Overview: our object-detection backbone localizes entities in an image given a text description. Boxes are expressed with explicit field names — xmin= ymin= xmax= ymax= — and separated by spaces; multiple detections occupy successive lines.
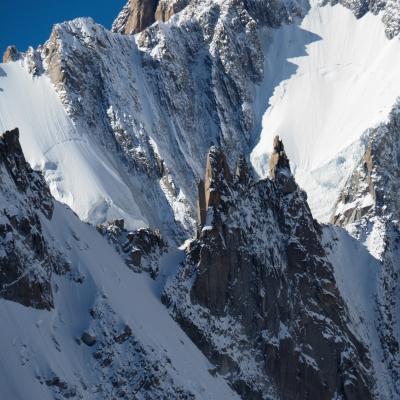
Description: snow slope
xmin=0 ymin=62 xmax=149 ymax=229
xmin=323 ymin=225 xmax=392 ymax=398
xmin=0 ymin=200 xmax=238 ymax=399
xmin=251 ymin=3 xmax=400 ymax=220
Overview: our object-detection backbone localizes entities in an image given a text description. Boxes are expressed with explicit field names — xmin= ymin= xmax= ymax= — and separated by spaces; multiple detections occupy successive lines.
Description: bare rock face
xmin=331 ymin=144 xmax=375 ymax=226
xmin=269 ymin=135 xmax=297 ymax=194
xmin=112 ymin=0 xmax=160 ymax=34
xmin=0 ymin=129 xmax=56 ymax=309
xmin=269 ymin=135 xmax=290 ymax=178
xmin=331 ymin=101 xmax=400 ymax=395
xmin=2 ymin=45 xmax=20 ymax=63
xmin=155 ymin=0 xmax=189 ymax=22
xmin=332 ymin=101 xmax=400 ymax=227
xmin=235 ymin=155 xmax=250 ymax=184
xmin=164 ymin=141 xmax=374 ymax=399
xmin=112 ymin=0 xmax=188 ymax=34
xmin=97 ymin=220 xmax=167 ymax=278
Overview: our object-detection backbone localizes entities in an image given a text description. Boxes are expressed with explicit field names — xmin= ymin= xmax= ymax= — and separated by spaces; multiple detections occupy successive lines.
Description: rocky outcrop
xmin=97 ymin=219 xmax=167 ymax=277
xmin=155 ymin=0 xmax=189 ymax=22
xmin=112 ymin=0 xmax=189 ymax=34
xmin=2 ymin=45 xmax=20 ymax=63
xmin=112 ymin=0 xmax=160 ymax=34
xmin=164 ymin=141 xmax=374 ymax=399
xmin=331 ymin=101 xmax=400 ymax=227
xmin=0 ymin=129 xmax=59 ymax=309
xmin=331 ymin=100 xmax=400 ymax=396
xmin=269 ymin=135 xmax=290 ymax=178
xmin=12 ymin=0 xmax=310 ymax=238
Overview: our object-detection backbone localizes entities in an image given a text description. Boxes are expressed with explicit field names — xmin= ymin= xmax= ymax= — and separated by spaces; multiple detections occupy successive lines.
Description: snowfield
xmin=251 ymin=3 xmax=400 ymax=221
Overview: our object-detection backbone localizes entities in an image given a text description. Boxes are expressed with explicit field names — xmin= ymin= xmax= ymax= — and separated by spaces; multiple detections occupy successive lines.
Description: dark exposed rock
xmin=332 ymin=101 xmax=400 ymax=227
xmin=269 ymin=135 xmax=291 ymax=179
xmin=112 ymin=0 xmax=189 ymax=35
xmin=97 ymin=221 xmax=167 ymax=277
xmin=155 ymin=0 xmax=189 ymax=22
xmin=197 ymin=146 xmax=232 ymax=228
xmin=2 ymin=45 xmax=20 ymax=63
xmin=331 ymin=101 xmax=400 ymax=395
xmin=269 ymin=135 xmax=297 ymax=194
xmin=114 ymin=0 xmax=160 ymax=34
xmin=114 ymin=324 xmax=133 ymax=344
xmin=197 ymin=179 xmax=206 ymax=228
xmin=235 ymin=155 xmax=250 ymax=185
xmin=164 ymin=140 xmax=374 ymax=399
xmin=331 ymin=144 xmax=375 ymax=226
xmin=0 ymin=129 xmax=54 ymax=217
xmin=81 ymin=331 xmax=97 ymax=346
xmin=130 ymin=248 xmax=142 ymax=266
xmin=0 ymin=129 xmax=57 ymax=309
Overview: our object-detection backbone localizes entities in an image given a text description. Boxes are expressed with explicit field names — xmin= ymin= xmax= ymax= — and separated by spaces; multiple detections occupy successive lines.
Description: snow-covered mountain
xmin=1 ymin=0 xmax=400 ymax=398
xmin=0 ymin=128 xmax=239 ymax=399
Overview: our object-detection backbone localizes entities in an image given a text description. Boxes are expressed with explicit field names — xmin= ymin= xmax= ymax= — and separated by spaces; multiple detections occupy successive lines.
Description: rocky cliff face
xmin=0 ymin=128 xmax=61 ymax=309
xmin=164 ymin=141 xmax=373 ymax=399
xmin=331 ymin=100 xmax=400 ymax=396
xmin=332 ymin=101 xmax=400 ymax=227
xmin=10 ymin=0 xmax=397 ymax=236
xmin=97 ymin=219 xmax=167 ymax=278
xmin=325 ymin=0 xmax=400 ymax=37
xmin=2 ymin=45 xmax=21 ymax=63
xmin=10 ymin=0 xmax=307 ymax=237
xmin=112 ymin=0 xmax=160 ymax=34
xmin=3 ymin=0 xmax=400 ymax=397
xmin=0 ymin=128 xmax=239 ymax=399
xmin=112 ymin=0 xmax=189 ymax=34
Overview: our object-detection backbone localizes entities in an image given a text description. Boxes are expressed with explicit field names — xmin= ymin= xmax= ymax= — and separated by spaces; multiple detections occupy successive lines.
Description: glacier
xmin=251 ymin=2 xmax=400 ymax=221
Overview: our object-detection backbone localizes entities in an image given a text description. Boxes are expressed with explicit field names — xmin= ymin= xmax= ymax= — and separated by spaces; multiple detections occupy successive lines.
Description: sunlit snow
xmin=251 ymin=3 xmax=400 ymax=221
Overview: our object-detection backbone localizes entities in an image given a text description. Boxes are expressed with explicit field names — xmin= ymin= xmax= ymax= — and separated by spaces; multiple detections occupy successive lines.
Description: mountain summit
xmin=1 ymin=0 xmax=400 ymax=398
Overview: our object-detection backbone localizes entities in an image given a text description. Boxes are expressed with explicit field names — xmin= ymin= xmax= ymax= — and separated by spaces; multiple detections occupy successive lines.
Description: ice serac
xmin=164 ymin=141 xmax=373 ymax=399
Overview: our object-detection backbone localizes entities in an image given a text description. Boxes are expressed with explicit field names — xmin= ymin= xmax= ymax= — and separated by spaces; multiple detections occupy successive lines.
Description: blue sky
xmin=1 ymin=0 xmax=127 ymax=51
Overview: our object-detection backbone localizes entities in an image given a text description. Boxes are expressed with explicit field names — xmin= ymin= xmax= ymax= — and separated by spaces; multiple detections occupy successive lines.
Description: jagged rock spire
xmin=2 ymin=45 xmax=20 ymax=63
xmin=269 ymin=135 xmax=291 ymax=179
xmin=197 ymin=146 xmax=232 ymax=227
xmin=0 ymin=128 xmax=54 ymax=218
xmin=167 ymin=135 xmax=374 ymax=400
xmin=112 ymin=0 xmax=189 ymax=34
xmin=114 ymin=0 xmax=160 ymax=35
xmin=197 ymin=178 xmax=206 ymax=227
xmin=235 ymin=155 xmax=249 ymax=184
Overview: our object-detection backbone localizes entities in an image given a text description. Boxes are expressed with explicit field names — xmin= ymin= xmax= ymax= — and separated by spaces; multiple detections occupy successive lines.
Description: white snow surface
xmin=251 ymin=3 xmax=400 ymax=221
xmin=0 ymin=61 xmax=148 ymax=230
xmin=0 ymin=200 xmax=238 ymax=399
